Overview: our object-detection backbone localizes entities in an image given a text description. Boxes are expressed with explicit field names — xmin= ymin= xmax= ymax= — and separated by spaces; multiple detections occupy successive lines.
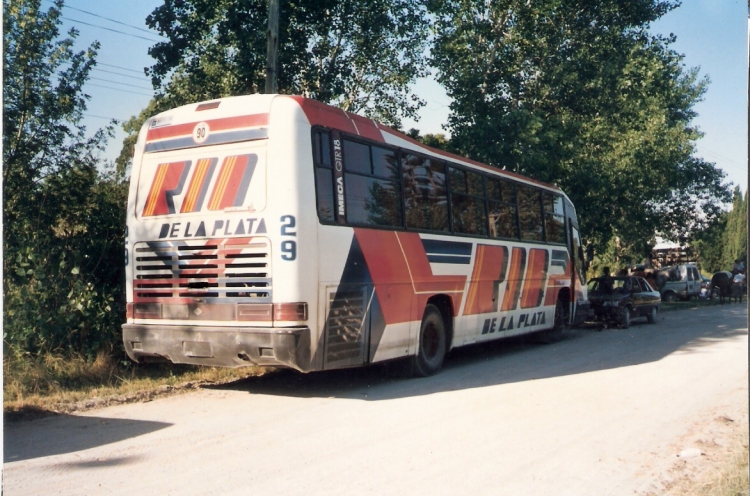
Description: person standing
xmin=600 ymin=267 xmax=613 ymax=293
xmin=732 ymin=272 xmax=745 ymax=303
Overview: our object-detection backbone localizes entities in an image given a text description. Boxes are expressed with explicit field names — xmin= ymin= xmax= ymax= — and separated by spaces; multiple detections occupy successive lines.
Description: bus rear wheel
xmin=537 ymin=297 xmax=567 ymax=343
xmin=412 ymin=304 xmax=447 ymax=377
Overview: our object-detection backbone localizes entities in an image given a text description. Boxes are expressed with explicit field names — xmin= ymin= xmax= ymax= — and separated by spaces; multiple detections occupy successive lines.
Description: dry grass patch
xmin=702 ymin=438 xmax=749 ymax=496
xmin=655 ymin=414 xmax=749 ymax=496
xmin=4 ymin=351 xmax=270 ymax=420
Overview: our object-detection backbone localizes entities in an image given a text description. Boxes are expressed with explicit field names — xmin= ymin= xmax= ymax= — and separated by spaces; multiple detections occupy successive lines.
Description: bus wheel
xmin=538 ymin=297 xmax=566 ymax=344
xmin=412 ymin=304 xmax=446 ymax=377
xmin=553 ymin=298 xmax=567 ymax=333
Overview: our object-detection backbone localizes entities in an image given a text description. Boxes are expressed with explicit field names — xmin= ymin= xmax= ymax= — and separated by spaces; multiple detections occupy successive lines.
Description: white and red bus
xmin=123 ymin=94 xmax=589 ymax=376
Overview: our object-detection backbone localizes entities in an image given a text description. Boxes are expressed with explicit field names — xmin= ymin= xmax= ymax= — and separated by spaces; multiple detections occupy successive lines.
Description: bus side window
xmin=342 ymin=139 xmax=402 ymax=228
xmin=402 ymin=153 xmax=449 ymax=232
xmin=313 ymin=131 xmax=335 ymax=222
xmin=543 ymin=193 xmax=566 ymax=244
xmin=517 ymin=185 xmax=543 ymax=241
xmin=448 ymin=166 xmax=487 ymax=236
xmin=487 ymin=177 xmax=518 ymax=239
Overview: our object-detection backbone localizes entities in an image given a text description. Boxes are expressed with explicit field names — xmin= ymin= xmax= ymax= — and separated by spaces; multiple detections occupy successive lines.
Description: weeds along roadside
xmin=703 ymin=438 xmax=749 ymax=496
xmin=3 ymin=349 xmax=268 ymax=420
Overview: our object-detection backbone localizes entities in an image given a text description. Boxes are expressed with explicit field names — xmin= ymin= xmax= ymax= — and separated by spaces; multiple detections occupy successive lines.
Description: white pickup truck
xmin=657 ymin=264 xmax=702 ymax=301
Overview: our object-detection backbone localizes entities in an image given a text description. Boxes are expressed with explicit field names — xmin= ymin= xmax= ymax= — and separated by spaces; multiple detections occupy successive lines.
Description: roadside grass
xmin=3 ymin=350 xmax=269 ymax=420
xmin=659 ymin=297 xmax=745 ymax=312
xmin=702 ymin=438 xmax=749 ymax=496
xmin=665 ymin=422 xmax=749 ymax=496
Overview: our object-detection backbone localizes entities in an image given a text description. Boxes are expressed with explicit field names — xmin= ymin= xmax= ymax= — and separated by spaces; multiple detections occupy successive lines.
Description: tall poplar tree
xmin=721 ymin=187 xmax=748 ymax=269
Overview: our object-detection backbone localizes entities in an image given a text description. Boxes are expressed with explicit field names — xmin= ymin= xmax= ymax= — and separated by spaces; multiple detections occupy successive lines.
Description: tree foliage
xmin=405 ymin=128 xmax=452 ymax=151
xmin=428 ymin=0 xmax=731 ymax=253
xmin=690 ymin=214 xmax=727 ymax=274
xmin=690 ymin=187 xmax=747 ymax=274
xmin=721 ymin=187 xmax=748 ymax=269
xmin=144 ymin=0 xmax=429 ymax=127
xmin=3 ymin=0 xmax=127 ymax=357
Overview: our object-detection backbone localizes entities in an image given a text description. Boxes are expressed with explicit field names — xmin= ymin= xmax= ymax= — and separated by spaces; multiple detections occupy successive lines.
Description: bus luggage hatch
xmin=323 ymin=285 xmax=371 ymax=369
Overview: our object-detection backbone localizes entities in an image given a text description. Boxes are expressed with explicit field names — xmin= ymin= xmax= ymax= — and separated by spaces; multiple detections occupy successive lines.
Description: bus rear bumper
xmin=122 ymin=324 xmax=312 ymax=372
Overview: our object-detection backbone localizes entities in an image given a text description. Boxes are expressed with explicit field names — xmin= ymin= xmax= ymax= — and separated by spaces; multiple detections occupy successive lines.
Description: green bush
xmin=3 ymin=1 xmax=127 ymax=360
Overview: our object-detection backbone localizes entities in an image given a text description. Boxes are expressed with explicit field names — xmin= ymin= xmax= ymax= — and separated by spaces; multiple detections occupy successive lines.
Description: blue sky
xmin=58 ymin=0 xmax=747 ymax=193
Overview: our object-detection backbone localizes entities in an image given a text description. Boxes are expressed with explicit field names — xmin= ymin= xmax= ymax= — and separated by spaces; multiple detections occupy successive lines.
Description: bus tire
xmin=553 ymin=297 xmax=567 ymax=333
xmin=537 ymin=297 xmax=566 ymax=344
xmin=412 ymin=304 xmax=446 ymax=377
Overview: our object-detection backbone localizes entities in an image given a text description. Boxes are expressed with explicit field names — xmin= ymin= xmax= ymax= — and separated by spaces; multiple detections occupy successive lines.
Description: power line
xmin=87 ymin=83 xmax=153 ymax=97
xmin=62 ymin=3 xmax=163 ymax=37
xmin=61 ymin=60 xmax=148 ymax=75
xmin=700 ymin=148 xmax=747 ymax=169
xmin=92 ymin=68 xmax=150 ymax=83
xmin=83 ymin=113 xmax=119 ymax=121
xmin=61 ymin=16 xmax=162 ymax=43
xmin=97 ymin=62 xmax=145 ymax=75
xmin=89 ymin=76 xmax=152 ymax=91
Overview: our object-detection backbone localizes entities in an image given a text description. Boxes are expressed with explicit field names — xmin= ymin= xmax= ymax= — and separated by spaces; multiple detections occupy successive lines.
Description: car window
xmin=638 ymin=279 xmax=650 ymax=292
xmin=612 ymin=279 xmax=626 ymax=290
xmin=665 ymin=267 xmax=681 ymax=282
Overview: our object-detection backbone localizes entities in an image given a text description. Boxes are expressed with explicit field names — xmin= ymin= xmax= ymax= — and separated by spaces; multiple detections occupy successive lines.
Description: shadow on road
xmin=209 ymin=305 xmax=747 ymax=401
xmin=3 ymin=414 xmax=171 ymax=463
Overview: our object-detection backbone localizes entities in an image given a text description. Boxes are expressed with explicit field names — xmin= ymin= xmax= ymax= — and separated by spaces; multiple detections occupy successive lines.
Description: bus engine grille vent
xmin=133 ymin=239 xmax=271 ymax=303
xmin=324 ymin=288 xmax=366 ymax=366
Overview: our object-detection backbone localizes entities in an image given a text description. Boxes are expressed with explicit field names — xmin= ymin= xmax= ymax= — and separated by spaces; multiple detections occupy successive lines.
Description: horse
xmin=710 ymin=271 xmax=734 ymax=305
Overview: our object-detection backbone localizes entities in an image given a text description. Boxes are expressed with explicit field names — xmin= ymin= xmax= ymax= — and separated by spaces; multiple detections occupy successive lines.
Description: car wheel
xmin=619 ymin=306 xmax=631 ymax=329
xmin=647 ymin=306 xmax=657 ymax=324
xmin=411 ymin=304 xmax=447 ymax=377
xmin=662 ymin=291 xmax=676 ymax=302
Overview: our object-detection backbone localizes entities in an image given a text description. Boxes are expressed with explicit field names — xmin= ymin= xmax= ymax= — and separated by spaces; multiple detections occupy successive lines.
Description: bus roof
xmin=288 ymin=96 xmax=562 ymax=193
xmin=142 ymin=94 xmax=562 ymax=193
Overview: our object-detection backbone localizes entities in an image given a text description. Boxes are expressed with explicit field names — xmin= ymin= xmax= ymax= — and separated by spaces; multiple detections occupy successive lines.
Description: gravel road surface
xmin=4 ymin=304 xmax=747 ymax=495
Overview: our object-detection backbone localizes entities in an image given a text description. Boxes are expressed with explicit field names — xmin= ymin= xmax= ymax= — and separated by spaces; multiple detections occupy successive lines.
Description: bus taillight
xmin=237 ymin=303 xmax=273 ymax=322
xmin=237 ymin=303 xmax=308 ymax=322
xmin=273 ymin=303 xmax=308 ymax=322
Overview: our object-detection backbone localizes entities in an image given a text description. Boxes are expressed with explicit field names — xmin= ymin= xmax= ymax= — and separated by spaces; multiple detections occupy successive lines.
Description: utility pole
xmin=265 ymin=0 xmax=279 ymax=94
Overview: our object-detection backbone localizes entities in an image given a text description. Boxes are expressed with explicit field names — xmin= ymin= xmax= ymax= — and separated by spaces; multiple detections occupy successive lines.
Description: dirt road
xmin=4 ymin=305 xmax=747 ymax=495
